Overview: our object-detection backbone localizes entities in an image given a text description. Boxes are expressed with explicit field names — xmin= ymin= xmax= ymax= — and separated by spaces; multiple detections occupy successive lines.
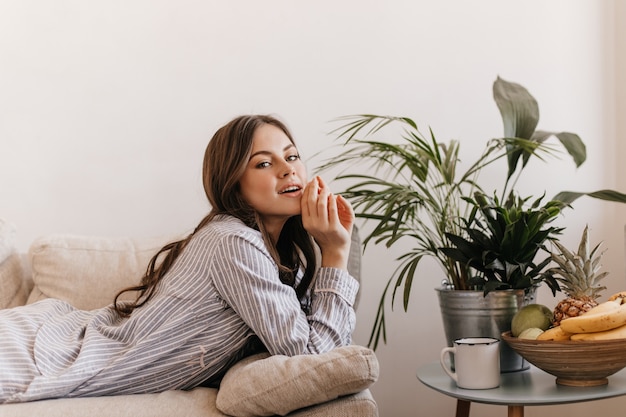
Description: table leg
xmin=508 ymin=405 xmax=523 ymax=417
xmin=455 ymin=399 xmax=471 ymax=417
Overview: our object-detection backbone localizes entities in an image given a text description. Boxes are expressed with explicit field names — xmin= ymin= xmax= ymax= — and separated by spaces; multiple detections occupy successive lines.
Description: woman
xmin=0 ymin=115 xmax=359 ymax=403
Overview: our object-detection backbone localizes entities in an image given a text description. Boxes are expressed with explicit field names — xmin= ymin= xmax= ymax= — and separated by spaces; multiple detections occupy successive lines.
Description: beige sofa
xmin=0 ymin=220 xmax=379 ymax=417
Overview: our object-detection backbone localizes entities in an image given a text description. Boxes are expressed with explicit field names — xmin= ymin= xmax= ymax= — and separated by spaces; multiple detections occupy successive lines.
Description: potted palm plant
xmin=436 ymin=191 xmax=568 ymax=371
xmin=317 ymin=77 xmax=626 ymax=365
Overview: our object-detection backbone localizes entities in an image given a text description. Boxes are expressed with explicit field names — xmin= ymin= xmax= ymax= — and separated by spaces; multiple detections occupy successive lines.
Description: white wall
xmin=1 ymin=1 xmax=625 ymax=416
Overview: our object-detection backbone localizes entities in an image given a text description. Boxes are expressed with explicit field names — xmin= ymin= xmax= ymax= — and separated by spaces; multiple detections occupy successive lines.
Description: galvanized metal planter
xmin=436 ymin=287 xmax=537 ymax=372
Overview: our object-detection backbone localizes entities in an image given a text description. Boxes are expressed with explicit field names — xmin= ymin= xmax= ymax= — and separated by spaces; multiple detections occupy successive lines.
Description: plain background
xmin=1 ymin=1 xmax=625 ymax=416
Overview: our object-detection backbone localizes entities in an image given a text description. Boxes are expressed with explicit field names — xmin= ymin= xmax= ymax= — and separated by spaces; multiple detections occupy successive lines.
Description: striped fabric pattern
xmin=0 ymin=215 xmax=359 ymax=404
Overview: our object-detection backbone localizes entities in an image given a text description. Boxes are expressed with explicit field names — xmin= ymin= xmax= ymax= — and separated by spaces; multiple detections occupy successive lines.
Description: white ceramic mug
xmin=440 ymin=337 xmax=500 ymax=389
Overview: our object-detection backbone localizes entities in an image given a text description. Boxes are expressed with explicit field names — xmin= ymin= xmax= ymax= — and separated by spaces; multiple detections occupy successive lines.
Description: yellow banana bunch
xmin=559 ymin=293 xmax=626 ymax=339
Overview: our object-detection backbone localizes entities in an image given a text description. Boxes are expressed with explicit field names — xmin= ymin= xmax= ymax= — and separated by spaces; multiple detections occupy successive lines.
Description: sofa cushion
xmin=287 ymin=390 xmax=378 ymax=417
xmin=216 ymin=345 xmax=379 ymax=417
xmin=0 ymin=219 xmax=28 ymax=309
xmin=0 ymin=387 xmax=223 ymax=417
xmin=26 ymin=234 xmax=179 ymax=310
xmin=0 ymin=253 xmax=28 ymax=309
xmin=0 ymin=219 xmax=16 ymax=264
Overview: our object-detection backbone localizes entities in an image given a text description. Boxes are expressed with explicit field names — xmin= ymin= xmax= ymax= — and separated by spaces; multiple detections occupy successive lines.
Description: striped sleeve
xmin=211 ymin=231 xmax=359 ymax=356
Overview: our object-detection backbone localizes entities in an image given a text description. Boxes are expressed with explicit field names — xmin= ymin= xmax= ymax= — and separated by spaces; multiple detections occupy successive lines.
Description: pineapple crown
xmin=546 ymin=224 xmax=608 ymax=299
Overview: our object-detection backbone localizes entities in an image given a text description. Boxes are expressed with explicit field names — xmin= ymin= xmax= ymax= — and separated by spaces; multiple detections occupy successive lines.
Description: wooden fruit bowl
xmin=502 ymin=331 xmax=626 ymax=386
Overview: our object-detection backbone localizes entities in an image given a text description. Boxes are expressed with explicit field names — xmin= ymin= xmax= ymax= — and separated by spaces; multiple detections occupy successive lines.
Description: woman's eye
xmin=253 ymin=154 xmax=299 ymax=169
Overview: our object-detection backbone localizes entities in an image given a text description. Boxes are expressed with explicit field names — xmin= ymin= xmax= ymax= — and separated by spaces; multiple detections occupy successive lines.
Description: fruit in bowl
xmin=511 ymin=226 xmax=625 ymax=342
xmin=501 ymin=330 xmax=626 ymax=386
xmin=503 ymin=291 xmax=626 ymax=386
xmin=531 ymin=292 xmax=626 ymax=341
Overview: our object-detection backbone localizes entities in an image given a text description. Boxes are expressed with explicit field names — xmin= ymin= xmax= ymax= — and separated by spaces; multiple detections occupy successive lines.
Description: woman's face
xmin=239 ymin=123 xmax=307 ymax=234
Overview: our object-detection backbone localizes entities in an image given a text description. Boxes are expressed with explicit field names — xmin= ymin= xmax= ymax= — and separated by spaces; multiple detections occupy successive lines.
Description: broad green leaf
xmin=554 ymin=189 xmax=626 ymax=205
xmin=554 ymin=132 xmax=586 ymax=167
xmin=493 ymin=77 xmax=539 ymax=140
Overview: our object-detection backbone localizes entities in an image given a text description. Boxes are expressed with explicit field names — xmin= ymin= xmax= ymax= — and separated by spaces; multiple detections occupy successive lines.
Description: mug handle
xmin=440 ymin=346 xmax=458 ymax=382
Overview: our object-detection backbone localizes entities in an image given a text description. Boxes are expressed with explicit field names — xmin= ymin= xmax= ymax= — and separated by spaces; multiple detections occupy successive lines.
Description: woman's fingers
xmin=302 ymin=176 xmax=327 ymax=225
xmin=300 ymin=176 xmax=315 ymax=219
xmin=300 ymin=177 xmax=354 ymax=269
xmin=336 ymin=194 xmax=355 ymax=232
xmin=301 ymin=176 xmax=353 ymax=235
xmin=314 ymin=178 xmax=330 ymax=226
xmin=327 ymin=191 xmax=338 ymax=226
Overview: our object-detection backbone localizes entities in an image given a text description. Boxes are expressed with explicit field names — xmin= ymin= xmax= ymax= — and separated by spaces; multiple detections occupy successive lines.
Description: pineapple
xmin=549 ymin=225 xmax=609 ymax=326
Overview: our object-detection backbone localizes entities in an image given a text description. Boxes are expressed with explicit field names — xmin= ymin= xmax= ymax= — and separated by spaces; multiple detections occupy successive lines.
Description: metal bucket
xmin=436 ymin=287 xmax=536 ymax=372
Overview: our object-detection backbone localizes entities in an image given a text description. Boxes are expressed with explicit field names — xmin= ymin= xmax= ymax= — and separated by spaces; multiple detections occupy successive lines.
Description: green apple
xmin=511 ymin=304 xmax=552 ymax=337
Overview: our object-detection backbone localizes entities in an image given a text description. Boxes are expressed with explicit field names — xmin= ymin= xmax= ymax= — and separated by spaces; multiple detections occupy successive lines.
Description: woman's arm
xmin=212 ymin=232 xmax=358 ymax=356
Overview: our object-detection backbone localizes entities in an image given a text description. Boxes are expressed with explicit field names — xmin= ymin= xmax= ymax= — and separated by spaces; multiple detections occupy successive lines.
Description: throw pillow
xmin=0 ymin=253 xmax=28 ymax=309
xmin=216 ymin=345 xmax=379 ymax=417
xmin=27 ymin=233 xmax=180 ymax=310
xmin=0 ymin=218 xmax=16 ymax=264
xmin=0 ymin=219 xmax=28 ymax=309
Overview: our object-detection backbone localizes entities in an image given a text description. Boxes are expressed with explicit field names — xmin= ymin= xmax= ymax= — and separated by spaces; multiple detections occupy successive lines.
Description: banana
xmin=536 ymin=326 xmax=572 ymax=341
xmin=609 ymin=291 xmax=626 ymax=302
xmin=570 ymin=323 xmax=626 ymax=340
xmin=560 ymin=300 xmax=626 ymax=334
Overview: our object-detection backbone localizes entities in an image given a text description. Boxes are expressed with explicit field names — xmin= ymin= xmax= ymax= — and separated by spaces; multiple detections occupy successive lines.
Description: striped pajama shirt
xmin=0 ymin=214 xmax=359 ymax=403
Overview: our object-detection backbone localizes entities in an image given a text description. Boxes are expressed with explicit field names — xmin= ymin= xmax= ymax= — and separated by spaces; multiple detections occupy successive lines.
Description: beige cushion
xmin=0 ymin=252 xmax=29 ymax=309
xmin=287 ymin=390 xmax=378 ymax=417
xmin=0 ymin=218 xmax=16 ymax=264
xmin=0 ymin=387 xmax=222 ymax=417
xmin=26 ymin=234 xmax=179 ymax=310
xmin=216 ymin=345 xmax=379 ymax=417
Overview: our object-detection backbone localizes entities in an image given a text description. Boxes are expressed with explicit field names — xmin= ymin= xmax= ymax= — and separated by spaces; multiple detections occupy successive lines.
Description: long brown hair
xmin=113 ymin=115 xmax=317 ymax=317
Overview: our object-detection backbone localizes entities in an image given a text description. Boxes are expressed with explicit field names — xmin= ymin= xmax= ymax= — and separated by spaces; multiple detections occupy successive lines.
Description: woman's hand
xmin=300 ymin=176 xmax=355 ymax=269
